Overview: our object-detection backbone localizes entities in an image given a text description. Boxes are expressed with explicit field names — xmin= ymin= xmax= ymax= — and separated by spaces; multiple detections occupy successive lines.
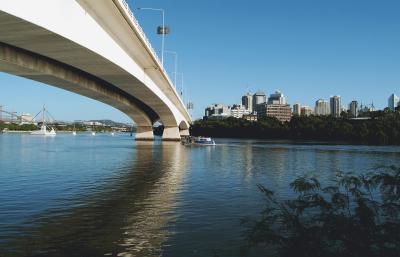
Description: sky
xmin=1 ymin=0 xmax=400 ymax=122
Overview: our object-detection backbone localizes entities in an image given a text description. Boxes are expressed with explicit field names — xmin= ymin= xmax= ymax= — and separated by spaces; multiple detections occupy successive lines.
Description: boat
xmin=111 ymin=132 xmax=115 ymax=136
xmin=31 ymin=125 xmax=56 ymax=136
xmin=91 ymin=131 xmax=96 ymax=136
xmin=192 ymin=136 xmax=216 ymax=146
xmin=30 ymin=106 xmax=56 ymax=136
xmin=72 ymin=124 xmax=77 ymax=135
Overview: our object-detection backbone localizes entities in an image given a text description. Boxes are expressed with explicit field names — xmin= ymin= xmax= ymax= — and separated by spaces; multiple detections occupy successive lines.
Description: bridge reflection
xmin=1 ymin=141 xmax=189 ymax=257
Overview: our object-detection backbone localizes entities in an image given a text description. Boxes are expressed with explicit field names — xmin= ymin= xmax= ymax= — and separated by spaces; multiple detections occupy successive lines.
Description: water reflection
xmin=0 ymin=141 xmax=188 ymax=257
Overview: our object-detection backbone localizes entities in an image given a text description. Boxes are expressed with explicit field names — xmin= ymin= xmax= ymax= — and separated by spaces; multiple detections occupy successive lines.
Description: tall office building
xmin=252 ymin=90 xmax=266 ymax=113
xmin=241 ymin=93 xmax=253 ymax=112
xmin=349 ymin=100 xmax=358 ymax=117
xmin=267 ymin=90 xmax=287 ymax=105
xmin=315 ymin=99 xmax=330 ymax=116
xmin=293 ymin=103 xmax=301 ymax=116
xmin=330 ymin=95 xmax=342 ymax=117
xmin=388 ymin=94 xmax=399 ymax=111
xmin=256 ymin=103 xmax=292 ymax=122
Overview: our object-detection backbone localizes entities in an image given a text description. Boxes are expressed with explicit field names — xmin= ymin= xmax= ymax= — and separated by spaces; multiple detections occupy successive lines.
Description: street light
xmin=137 ymin=7 xmax=168 ymax=67
xmin=165 ymin=50 xmax=178 ymax=88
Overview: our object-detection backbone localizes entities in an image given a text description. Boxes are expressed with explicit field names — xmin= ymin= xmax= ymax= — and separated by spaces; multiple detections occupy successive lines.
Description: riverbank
xmin=191 ymin=111 xmax=400 ymax=145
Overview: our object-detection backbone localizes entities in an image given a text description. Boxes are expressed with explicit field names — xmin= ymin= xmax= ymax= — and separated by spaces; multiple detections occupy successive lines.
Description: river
xmin=1 ymin=133 xmax=400 ymax=257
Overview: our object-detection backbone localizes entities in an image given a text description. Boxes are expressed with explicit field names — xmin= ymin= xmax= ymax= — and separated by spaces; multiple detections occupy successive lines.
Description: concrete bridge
xmin=0 ymin=0 xmax=191 ymax=140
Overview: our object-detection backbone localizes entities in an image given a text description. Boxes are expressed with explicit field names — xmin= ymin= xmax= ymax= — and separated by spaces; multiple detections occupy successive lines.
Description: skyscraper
xmin=349 ymin=100 xmax=358 ymax=117
xmin=315 ymin=99 xmax=330 ymax=116
xmin=330 ymin=96 xmax=342 ymax=117
xmin=241 ymin=93 xmax=253 ymax=112
xmin=388 ymin=94 xmax=399 ymax=111
xmin=293 ymin=103 xmax=301 ymax=116
xmin=252 ymin=91 xmax=266 ymax=113
xmin=267 ymin=90 xmax=287 ymax=105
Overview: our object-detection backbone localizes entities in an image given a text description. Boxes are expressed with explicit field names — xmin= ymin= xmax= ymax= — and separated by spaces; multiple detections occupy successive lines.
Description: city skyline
xmin=1 ymin=0 xmax=400 ymax=122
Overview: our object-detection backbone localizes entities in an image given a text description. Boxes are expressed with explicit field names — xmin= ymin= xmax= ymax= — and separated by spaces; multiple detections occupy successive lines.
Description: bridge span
xmin=0 ymin=0 xmax=191 ymax=140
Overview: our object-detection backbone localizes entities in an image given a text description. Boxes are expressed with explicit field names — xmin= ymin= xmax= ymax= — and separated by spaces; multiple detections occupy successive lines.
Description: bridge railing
xmin=115 ymin=0 xmax=190 ymax=119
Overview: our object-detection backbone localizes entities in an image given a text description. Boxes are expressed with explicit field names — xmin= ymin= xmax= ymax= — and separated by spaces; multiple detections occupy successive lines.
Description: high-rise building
xmin=241 ymin=93 xmax=253 ymax=112
xmin=256 ymin=103 xmax=292 ymax=122
xmin=230 ymin=104 xmax=251 ymax=118
xmin=293 ymin=103 xmax=301 ymax=116
xmin=301 ymin=106 xmax=313 ymax=116
xmin=252 ymin=90 xmax=266 ymax=113
xmin=315 ymin=99 xmax=330 ymax=116
xmin=267 ymin=90 xmax=287 ymax=105
xmin=388 ymin=94 xmax=399 ymax=111
xmin=330 ymin=96 xmax=342 ymax=117
xmin=349 ymin=101 xmax=358 ymax=117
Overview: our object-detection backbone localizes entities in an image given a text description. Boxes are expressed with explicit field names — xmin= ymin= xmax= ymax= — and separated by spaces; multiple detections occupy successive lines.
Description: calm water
xmin=1 ymin=133 xmax=400 ymax=257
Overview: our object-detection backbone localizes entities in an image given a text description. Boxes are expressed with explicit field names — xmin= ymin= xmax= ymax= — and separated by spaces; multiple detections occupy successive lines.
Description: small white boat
xmin=72 ymin=131 xmax=77 ymax=136
xmin=111 ymin=132 xmax=115 ymax=136
xmin=192 ymin=137 xmax=216 ymax=146
xmin=91 ymin=132 xmax=96 ymax=136
xmin=31 ymin=125 xmax=56 ymax=136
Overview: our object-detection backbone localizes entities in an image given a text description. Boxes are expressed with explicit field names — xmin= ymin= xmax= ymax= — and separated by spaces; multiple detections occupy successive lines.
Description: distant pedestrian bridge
xmin=0 ymin=0 xmax=191 ymax=140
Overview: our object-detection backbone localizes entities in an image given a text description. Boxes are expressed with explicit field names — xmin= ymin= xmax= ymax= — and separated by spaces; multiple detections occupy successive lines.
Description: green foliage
xmin=242 ymin=166 xmax=400 ymax=257
xmin=191 ymin=112 xmax=400 ymax=144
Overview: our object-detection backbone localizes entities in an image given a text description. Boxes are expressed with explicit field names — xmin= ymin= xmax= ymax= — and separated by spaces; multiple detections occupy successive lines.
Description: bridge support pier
xmin=179 ymin=129 xmax=190 ymax=137
xmin=162 ymin=126 xmax=181 ymax=141
xmin=135 ymin=126 xmax=154 ymax=141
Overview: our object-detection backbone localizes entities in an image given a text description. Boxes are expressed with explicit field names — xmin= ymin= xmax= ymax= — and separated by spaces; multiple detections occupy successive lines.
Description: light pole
xmin=137 ymin=7 xmax=166 ymax=67
xmin=165 ymin=50 xmax=178 ymax=88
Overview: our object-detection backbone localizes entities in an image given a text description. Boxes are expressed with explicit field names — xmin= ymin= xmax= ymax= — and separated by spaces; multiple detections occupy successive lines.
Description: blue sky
xmin=1 ymin=0 xmax=399 ymax=122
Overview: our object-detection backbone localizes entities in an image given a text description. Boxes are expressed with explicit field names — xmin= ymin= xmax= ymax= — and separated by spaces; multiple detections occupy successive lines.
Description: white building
xmin=349 ymin=100 xmax=358 ymax=117
xmin=388 ymin=94 xmax=399 ymax=111
xmin=241 ymin=93 xmax=253 ymax=112
xmin=315 ymin=99 xmax=330 ymax=116
xmin=230 ymin=104 xmax=251 ymax=118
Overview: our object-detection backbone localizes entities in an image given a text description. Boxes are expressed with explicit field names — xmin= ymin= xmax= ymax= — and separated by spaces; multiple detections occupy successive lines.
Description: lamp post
xmin=137 ymin=7 xmax=167 ymax=67
xmin=165 ymin=50 xmax=178 ymax=88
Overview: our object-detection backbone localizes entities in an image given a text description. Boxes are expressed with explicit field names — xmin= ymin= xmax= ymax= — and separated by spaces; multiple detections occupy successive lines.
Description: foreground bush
xmin=242 ymin=166 xmax=400 ymax=257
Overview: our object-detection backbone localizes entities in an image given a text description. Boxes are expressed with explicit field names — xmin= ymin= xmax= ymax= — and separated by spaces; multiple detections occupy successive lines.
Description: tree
xmin=242 ymin=166 xmax=400 ymax=257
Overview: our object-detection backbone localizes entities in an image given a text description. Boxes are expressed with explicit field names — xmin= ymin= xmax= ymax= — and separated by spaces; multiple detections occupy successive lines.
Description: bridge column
xmin=162 ymin=126 xmax=181 ymax=141
xmin=135 ymin=126 xmax=154 ymax=141
xmin=179 ymin=129 xmax=190 ymax=137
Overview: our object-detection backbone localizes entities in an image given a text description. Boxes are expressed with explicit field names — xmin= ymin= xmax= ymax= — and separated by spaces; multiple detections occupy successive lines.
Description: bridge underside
xmin=0 ymin=42 xmax=162 ymax=140
xmin=0 ymin=3 xmax=191 ymax=141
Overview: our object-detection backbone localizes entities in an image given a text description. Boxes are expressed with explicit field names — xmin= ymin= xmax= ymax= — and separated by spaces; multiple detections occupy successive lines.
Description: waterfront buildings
xmin=230 ymin=104 xmax=251 ymax=118
xmin=252 ymin=91 xmax=267 ymax=113
xmin=301 ymin=106 xmax=313 ymax=116
xmin=20 ymin=113 xmax=34 ymax=124
xmin=243 ymin=114 xmax=257 ymax=122
xmin=330 ymin=96 xmax=342 ymax=117
xmin=315 ymin=99 xmax=330 ymax=116
xmin=241 ymin=93 xmax=253 ymax=112
xmin=256 ymin=103 xmax=292 ymax=122
xmin=388 ymin=94 xmax=399 ymax=111
xmin=349 ymin=101 xmax=358 ymax=117
xmin=267 ymin=90 xmax=287 ymax=105
xmin=293 ymin=103 xmax=301 ymax=116
xmin=204 ymin=104 xmax=231 ymax=119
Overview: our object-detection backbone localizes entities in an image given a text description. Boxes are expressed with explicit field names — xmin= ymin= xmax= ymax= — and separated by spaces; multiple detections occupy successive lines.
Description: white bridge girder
xmin=0 ymin=0 xmax=191 ymax=140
